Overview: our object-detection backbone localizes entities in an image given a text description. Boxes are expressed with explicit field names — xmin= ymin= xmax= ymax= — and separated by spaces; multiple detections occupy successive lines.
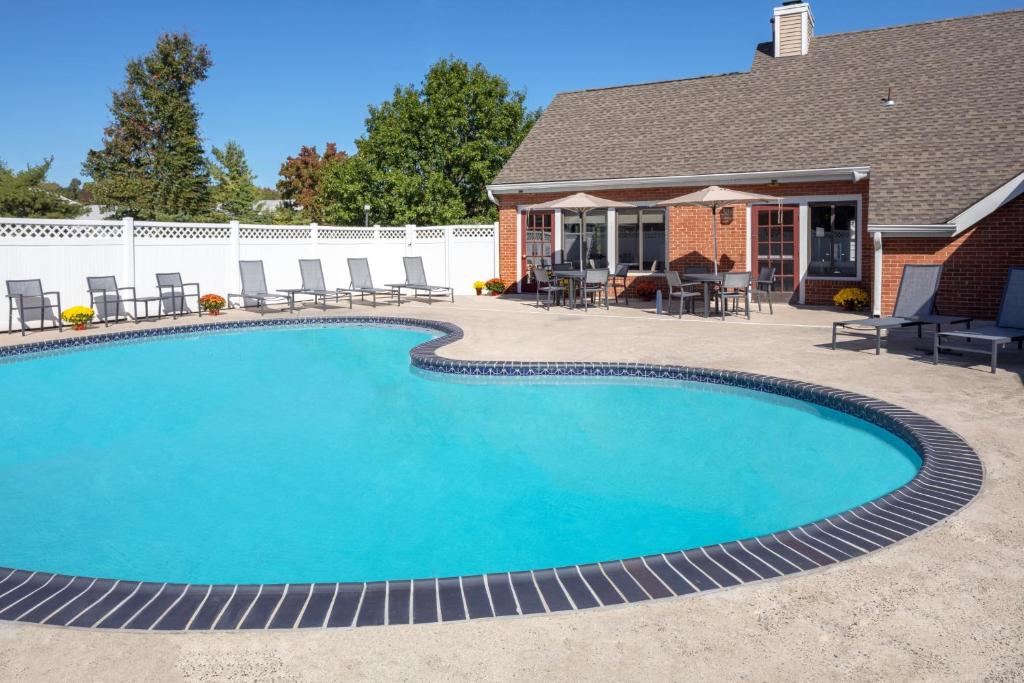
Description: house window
xmin=562 ymin=210 xmax=608 ymax=267
xmin=808 ymin=202 xmax=858 ymax=278
xmin=616 ymin=208 xmax=666 ymax=270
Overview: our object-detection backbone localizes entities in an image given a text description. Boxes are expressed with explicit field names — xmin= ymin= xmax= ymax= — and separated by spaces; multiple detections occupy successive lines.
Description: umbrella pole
xmin=711 ymin=205 xmax=719 ymax=275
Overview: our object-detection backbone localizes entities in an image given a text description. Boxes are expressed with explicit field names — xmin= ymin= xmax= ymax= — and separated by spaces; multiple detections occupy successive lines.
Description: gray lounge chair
xmin=386 ymin=256 xmax=453 ymax=303
xmin=344 ymin=258 xmax=401 ymax=307
xmin=832 ymin=264 xmax=971 ymax=355
xmin=228 ymin=260 xmax=294 ymax=314
xmin=87 ymin=275 xmax=143 ymax=326
xmin=298 ymin=259 xmax=353 ymax=310
xmin=6 ymin=279 xmax=62 ymax=335
xmin=156 ymin=272 xmax=201 ymax=319
xmin=934 ymin=266 xmax=1024 ymax=373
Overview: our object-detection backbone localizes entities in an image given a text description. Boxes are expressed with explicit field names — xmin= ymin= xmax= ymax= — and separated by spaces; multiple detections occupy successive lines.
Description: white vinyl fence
xmin=0 ymin=217 xmax=498 ymax=331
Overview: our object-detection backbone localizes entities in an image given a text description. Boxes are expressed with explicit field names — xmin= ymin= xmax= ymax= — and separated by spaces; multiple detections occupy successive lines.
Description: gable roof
xmin=491 ymin=10 xmax=1024 ymax=227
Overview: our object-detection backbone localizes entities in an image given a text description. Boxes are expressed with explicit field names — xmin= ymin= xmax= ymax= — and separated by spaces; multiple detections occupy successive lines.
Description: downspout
xmin=872 ymin=231 xmax=883 ymax=317
xmin=487 ymin=188 xmax=498 ymax=205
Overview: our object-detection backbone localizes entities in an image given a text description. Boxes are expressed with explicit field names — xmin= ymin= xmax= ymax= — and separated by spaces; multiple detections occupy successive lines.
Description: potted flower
xmin=199 ymin=294 xmax=227 ymax=316
xmin=634 ymin=280 xmax=660 ymax=301
xmin=833 ymin=287 xmax=870 ymax=311
xmin=484 ymin=278 xmax=506 ymax=296
xmin=473 ymin=280 xmax=486 ymax=296
xmin=61 ymin=306 xmax=94 ymax=331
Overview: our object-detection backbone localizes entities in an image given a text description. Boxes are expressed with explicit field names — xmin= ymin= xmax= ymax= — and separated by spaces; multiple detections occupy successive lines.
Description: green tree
xmin=0 ymin=158 xmax=85 ymax=218
xmin=83 ymin=33 xmax=213 ymax=220
xmin=209 ymin=140 xmax=260 ymax=221
xmin=276 ymin=143 xmax=347 ymax=222
xmin=318 ymin=58 xmax=539 ymax=226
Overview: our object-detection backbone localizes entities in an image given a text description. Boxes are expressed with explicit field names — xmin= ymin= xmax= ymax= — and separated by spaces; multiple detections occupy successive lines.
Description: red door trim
xmin=750 ymin=204 xmax=800 ymax=301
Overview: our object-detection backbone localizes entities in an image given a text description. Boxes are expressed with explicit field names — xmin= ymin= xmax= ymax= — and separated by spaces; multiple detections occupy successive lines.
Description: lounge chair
xmin=87 ymin=275 xmax=143 ymax=326
xmin=6 ymin=279 xmax=62 ymax=335
xmin=344 ymin=258 xmax=401 ymax=307
xmin=831 ymin=264 xmax=971 ymax=355
xmin=386 ymin=256 xmax=453 ymax=304
xmin=156 ymin=272 xmax=201 ymax=319
xmin=934 ymin=266 xmax=1024 ymax=373
xmin=298 ymin=259 xmax=353 ymax=310
xmin=227 ymin=260 xmax=294 ymax=314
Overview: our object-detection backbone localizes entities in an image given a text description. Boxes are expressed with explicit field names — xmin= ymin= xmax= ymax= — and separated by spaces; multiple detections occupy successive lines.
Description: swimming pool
xmin=0 ymin=318 xmax=981 ymax=629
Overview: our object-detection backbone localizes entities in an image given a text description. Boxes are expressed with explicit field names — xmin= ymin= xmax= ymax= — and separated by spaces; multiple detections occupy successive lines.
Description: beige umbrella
xmin=531 ymin=193 xmax=635 ymax=270
xmin=658 ymin=186 xmax=778 ymax=273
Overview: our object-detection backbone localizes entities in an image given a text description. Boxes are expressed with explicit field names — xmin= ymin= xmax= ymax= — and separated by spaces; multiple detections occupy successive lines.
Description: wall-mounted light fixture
xmin=882 ymin=87 xmax=896 ymax=107
xmin=720 ymin=207 xmax=734 ymax=223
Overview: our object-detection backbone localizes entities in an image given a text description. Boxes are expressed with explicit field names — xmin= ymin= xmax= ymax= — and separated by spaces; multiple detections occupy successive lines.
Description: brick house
xmin=486 ymin=3 xmax=1023 ymax=318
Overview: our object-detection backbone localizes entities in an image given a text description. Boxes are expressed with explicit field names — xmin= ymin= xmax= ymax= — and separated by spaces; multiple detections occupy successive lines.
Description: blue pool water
xmin=0 ymin=326 xmax=920 ymax=584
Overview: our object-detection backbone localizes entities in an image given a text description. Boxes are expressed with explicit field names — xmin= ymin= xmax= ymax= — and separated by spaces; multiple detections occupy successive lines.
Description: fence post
xmin=122 ymin=216 xmax=135 ymax=287
xmin=493 ymin=221 xmax=500 ymax=281
xmin=445 ymin=226 xmax=455 ymax=289
xmin=310 ymin=222 xmax=319 ymax=249
xmin=230 ymin=220 xmax=241 ymax=295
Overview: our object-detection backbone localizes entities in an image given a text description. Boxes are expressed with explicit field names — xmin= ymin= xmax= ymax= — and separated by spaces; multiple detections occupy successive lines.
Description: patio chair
xmin=718 ymin=271 xmax=751 ymax=320
xmin=6 ymin=279 xmax=62 ymax=335
xmin=666 ymin=271 xmax=701 ymax=317
xmin=580 ymin=268 xmax=610 ymax=310
xmin=387 ymin=256 xmax=453 ymax=304
xmin=534 ymin=268 xmax=565 ymax=310
xmin=610 ymin=263 xmax=630 ymax=304
xmin=87 ymin=275 xmax=142 ymax=327
xmin=831 ymin=264 xmax=971 ymax=355
xmin=156 ymin=272 xmax=201 ymax=319
xmin=227 ymin=260 xmax=295 ymax=314
xmin=344 ymin=258 xmax=401 ymax=307
xmin=934 ymin=266 xmax=1024 ymax=373
xmin=298 ymin=259 xmax=353 ymax=310
xmin=752 ymin=266 xmax=776 ymax=314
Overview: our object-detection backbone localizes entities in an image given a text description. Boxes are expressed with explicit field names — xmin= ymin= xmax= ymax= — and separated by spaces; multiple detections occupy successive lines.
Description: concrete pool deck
xmin=0 ymin=296 xmax=1021 ymax=681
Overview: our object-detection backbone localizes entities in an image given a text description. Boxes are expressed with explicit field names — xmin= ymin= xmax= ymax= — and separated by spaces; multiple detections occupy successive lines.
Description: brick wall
xmin=880 ymin=194 xmax=1024 ymax=319
xmin=496 ymin=180 xmax=870 ymax=304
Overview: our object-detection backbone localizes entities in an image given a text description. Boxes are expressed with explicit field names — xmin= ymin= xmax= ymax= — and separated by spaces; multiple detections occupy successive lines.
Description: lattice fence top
xmin=136 ymin=224 xmax=231 ymax=240
xmin=320 ymin=228 xmax=375 ymax=240
xmin=452 ymin=226 xmax=495 ymax=238
xmin=378 ymin=228 xmax=407 ymax=240
xmin=0 ymin=220 xmax=122 ymax=241
xmin=239 ymin=226 xmax=312 ymax=241
xmin=415 ymin=228 xmax=446 ymax=240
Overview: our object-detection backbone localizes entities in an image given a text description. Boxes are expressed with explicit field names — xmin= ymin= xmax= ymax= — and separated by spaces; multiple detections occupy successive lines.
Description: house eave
xmin=948 ymin=169 xmax=1024 ymax=236
xmin=867 ymin=224 xmax=957 ymax=237
xmin=487 ymin=166 xmax=870 ymax=195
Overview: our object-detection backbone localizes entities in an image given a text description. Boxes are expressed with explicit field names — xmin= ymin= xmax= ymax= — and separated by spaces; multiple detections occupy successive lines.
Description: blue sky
xmin=2 ymin=0 xmax=1019 ymax=187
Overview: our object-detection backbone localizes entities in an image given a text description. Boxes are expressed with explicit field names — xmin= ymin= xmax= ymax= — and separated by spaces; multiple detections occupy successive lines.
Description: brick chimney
xmin=773 ymin=2 xmax=814 ymax=57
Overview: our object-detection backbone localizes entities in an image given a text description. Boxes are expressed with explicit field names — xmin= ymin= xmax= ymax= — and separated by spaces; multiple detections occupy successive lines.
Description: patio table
xmin=683 ymin=273 xmax=725 ymax=318
xmin=556 ymin=270 xmax=587 ymax=310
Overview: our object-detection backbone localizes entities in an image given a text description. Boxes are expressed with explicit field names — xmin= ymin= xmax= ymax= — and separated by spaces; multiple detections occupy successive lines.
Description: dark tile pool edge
xmin=0 ymin=316 xmax=983 ymax=631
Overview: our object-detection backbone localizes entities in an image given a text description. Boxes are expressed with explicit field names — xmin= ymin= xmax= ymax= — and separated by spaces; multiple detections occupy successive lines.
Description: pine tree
xmin=209 ymin=140 xmax=260 ymax=221
xmin=83 ymin=33 xmax=213 ymax=220
xmin=0 ymin=158 xmax=85 ymax=218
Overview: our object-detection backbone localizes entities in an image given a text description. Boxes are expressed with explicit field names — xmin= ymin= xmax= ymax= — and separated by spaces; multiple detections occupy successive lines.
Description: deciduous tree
xmin=83 ymin=33 xmax=213 ymax=220
xmin=318 ymin=58 xmax=539 ymax=226
xmin=276 ymin=143 xmax=347 ymax=221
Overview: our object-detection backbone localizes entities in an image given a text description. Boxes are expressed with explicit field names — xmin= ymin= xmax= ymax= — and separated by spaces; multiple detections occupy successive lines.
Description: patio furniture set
xmin=535 ymin=264 xmax=777 ymax=320
xmin=5 ymin=256 xmax=452 ymax=333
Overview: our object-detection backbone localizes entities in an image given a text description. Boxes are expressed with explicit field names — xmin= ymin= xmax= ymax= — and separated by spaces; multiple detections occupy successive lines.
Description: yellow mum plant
xmin=61 ymin=306 xmax=94 ymax=329
xmin=833 ymin=287 xmax=870 ymax=311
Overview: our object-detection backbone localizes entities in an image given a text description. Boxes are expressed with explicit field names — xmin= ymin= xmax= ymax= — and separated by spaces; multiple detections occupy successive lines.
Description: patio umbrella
xmin=658 ymin=186 xmax=778 ymax=274
xmin=530 ymin=192 xmax=636 ymax=270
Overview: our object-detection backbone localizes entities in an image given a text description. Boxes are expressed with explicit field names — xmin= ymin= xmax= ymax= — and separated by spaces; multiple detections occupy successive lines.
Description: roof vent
xmin=773 ymin=2 xmax=813 ymax=58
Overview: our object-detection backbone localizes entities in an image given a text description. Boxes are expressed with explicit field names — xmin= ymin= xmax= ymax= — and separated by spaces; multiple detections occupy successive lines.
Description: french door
xmin=751 ymin=205 xmax=799 ymax=299
xmin=521 ymin=210 xmax=554 ymax=292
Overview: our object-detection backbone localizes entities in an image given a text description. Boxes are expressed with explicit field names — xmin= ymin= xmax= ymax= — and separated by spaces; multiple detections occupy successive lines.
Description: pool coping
xmin=0 ymin=316 xmax=983 ymax=631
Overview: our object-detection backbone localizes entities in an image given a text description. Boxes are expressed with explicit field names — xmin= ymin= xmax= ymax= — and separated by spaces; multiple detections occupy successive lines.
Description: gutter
xmin=866 ymin=224 xmax=956 ymax=238
xmin=487 ymin=166 xmax=870 ymax=196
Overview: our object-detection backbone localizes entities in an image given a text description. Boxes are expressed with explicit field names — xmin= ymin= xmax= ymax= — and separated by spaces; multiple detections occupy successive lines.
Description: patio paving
xmin=0 ymin=295 xmax=1021 ymax=681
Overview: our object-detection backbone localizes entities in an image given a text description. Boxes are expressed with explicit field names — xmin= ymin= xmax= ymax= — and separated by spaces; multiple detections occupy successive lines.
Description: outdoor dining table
xmin=683 ymin=273 xmax=725 ymax=318
xmin=555 ymin=270 xmax=588 ymax=310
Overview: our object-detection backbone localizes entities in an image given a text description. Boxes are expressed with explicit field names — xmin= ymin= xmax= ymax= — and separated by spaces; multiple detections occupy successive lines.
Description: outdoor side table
xmin=133 ymin=296 xmax=164 ymax=323
xmin=275 ymin=289 xmax=302 ymax=311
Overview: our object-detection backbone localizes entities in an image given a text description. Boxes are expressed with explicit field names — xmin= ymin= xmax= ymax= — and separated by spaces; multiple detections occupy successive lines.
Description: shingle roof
xmin=492 ymin=10 xmax=1024 ymax=226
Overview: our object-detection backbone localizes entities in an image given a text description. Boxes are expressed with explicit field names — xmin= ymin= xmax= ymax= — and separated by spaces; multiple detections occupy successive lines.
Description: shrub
xmin=199 ymin=294 xmax=227 ymax=312
xmin=634 ymin=279 xmax=660 ymax=300
xmin=484 ymin=278 xmax=506 ymax=295
xmin=833 ymin=287 xmax=870 ymax=311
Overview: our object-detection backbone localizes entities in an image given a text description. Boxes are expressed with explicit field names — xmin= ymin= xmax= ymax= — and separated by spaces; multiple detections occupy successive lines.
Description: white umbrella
xmin=658 ymin=186 xmax=778 ymax=274
xmin=531 ymin=192 xmax=635 ymax=270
